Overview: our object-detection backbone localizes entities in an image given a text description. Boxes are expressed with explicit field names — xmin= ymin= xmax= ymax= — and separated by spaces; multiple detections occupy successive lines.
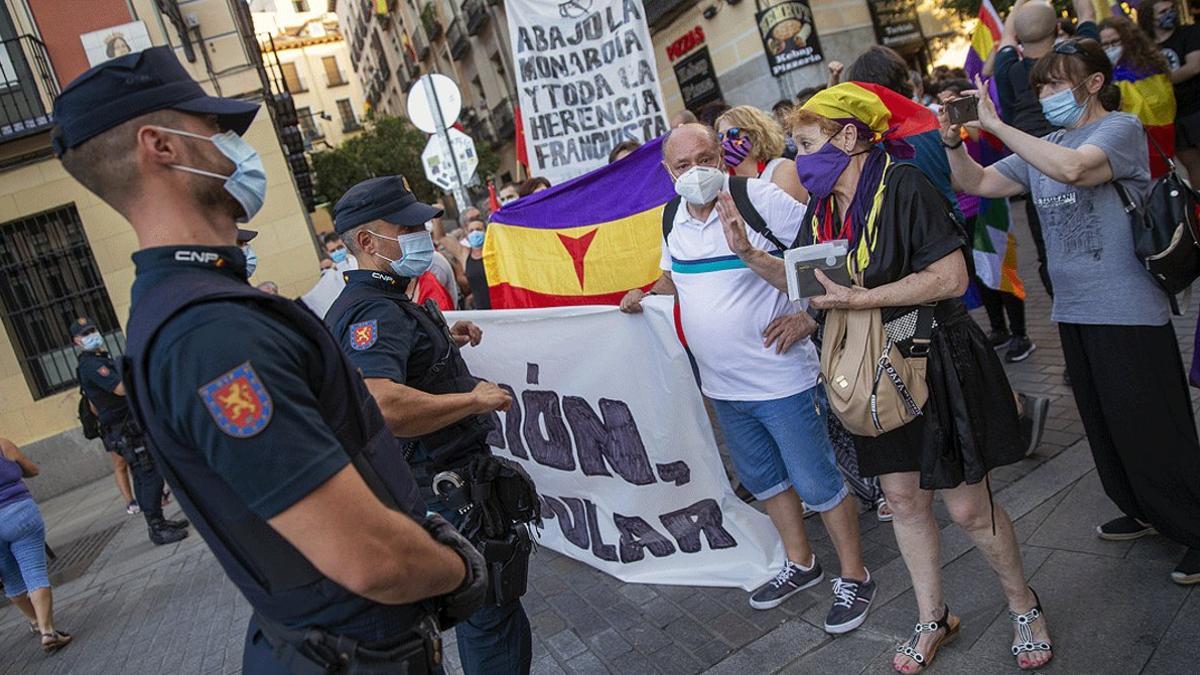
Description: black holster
xmin=104 ymin=419 xmax=153 ymax=470
xmin=254 ymin=613 xmax=443 ymax=675
xmin=477 ymin=527 xmax=533 ymax=606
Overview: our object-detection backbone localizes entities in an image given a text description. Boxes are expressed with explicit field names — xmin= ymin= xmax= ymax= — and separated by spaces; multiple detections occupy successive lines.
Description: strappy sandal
xmin=1010 ymin=588 xmax=1053 ymax=670
xmin=41 ymin=630 xmax=72 ymax=653
xmin=894 ymin=605 xmax=960 ymax=674
xmin=28 ymin=620 xmax=38 ymax=635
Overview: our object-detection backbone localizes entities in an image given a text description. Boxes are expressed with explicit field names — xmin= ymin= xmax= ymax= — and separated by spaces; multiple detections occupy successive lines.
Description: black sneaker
xmin=148 ymin=521 xmax=188 ymax=546
xmin=1005 ymin=335 xmax=1037 ymax=363
xmin=1171 ymin=549 xmax=1200 ymax=585
xmin=1096 ymin=516 xmax=1157 ymax=541
xmin=988 ymin=329 xmax=1013 ymax=349
xmin=749 ymin=557 xmax=823 ymax=610
xmin=824 ymin=571 xmax=876 ymax=634
xmin=1017 ymin=394 xmax=1050 ymax=456
xmin=161 ymin=517 xmax=190 ymax=530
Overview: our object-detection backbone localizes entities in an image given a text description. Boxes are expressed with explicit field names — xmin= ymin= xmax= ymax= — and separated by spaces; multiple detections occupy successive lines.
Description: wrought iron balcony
xmin=413 ymin=27 xmax=430 ymax=61
xmin=490 ymin=99 xmax=514 ymax=146
xmin=421 ymin=3 xmax=443 ymax=41
xmin=447 ymin=18 xmax=469 ymax=60
xmin=463 ymin=0 xmax=489 ymax=36
xmin=0 ymin=35 xmax=58 ymax=142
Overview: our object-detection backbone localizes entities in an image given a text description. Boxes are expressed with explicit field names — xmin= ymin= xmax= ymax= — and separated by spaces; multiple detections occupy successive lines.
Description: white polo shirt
xmin=661 ymin=177 xmax=820 ymax=401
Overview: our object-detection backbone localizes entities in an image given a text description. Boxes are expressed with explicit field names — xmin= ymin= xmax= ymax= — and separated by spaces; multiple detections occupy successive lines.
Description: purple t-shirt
xmin=0 ymin=454 xmax=31 ymax=510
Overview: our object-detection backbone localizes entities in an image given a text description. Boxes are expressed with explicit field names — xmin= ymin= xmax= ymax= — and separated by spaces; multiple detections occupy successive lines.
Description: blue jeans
xmin=710 ymin=385 xmax=849 ymax=510
xmin=0 ymin=498 xmax=49 ymax=597
xmin=428 ymin=498 xmax=532 ymax=675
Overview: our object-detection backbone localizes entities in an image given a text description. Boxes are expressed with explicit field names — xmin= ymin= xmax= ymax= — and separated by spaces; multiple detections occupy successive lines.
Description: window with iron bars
xmin=0 ymin=205 xmax=123 ymax=399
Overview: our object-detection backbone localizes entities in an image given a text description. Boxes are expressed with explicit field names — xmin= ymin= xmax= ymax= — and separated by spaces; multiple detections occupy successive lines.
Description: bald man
xmin=993 ymin=0 xmax=1099 ymax=297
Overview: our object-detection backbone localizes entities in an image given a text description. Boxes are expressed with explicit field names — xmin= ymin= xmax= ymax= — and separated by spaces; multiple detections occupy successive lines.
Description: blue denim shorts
xmin=0 ymin=498 xmax=50 ymax=597
xmin=710 ymin=385 xmax=848 ymax=511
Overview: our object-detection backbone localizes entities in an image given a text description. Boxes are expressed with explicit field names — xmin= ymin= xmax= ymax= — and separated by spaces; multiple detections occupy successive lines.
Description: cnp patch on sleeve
xmin=349 ymin=320 xmax=378 ymax=351
xmin=199 ymin=362 xmax=273 ymax=438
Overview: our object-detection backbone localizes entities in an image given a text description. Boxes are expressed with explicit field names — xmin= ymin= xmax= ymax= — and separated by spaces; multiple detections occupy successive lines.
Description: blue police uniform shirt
xmin=78 ymin=351 xmax=130 ymax=426
xmin=128 ymin=245 xmax=422 ymax=639
xmin=328 ymin=270 xmax=436 ymax=384
xmin=131 ymin=247 xmax=349 ymax=520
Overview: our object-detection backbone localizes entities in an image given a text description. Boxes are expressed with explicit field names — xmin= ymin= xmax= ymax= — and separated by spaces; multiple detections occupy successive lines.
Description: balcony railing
xmin=413 ymin=28 xmax=430 ymax=61
xmin=0 ymin=35 xmax=58 ymax=142
xmin=463 ymin=0 xmax=489 ymax=36
xmin=447 ymin=18 xmax=469 ymax=60
xmin=421 ymin=3 xmax=443 ymax=41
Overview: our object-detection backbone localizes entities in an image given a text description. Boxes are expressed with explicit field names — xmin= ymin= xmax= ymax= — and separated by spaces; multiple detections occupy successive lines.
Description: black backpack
xmin=662 ymin=175 xmax=790 ymax=250
xmin=1115 ymin=133 xmax=1200 ymax=312
xmin=78 ymin=388 xmax=101 ymax=440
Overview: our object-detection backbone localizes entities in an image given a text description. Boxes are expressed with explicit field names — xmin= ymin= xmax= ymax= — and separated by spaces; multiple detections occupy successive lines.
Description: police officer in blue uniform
xmin=325 ymin=177 xmax=538 ymax=674
xmin=53 ymin=46 xmax=488 ymax=673
xmin=73 ymin=316 xmax=190 ymax=545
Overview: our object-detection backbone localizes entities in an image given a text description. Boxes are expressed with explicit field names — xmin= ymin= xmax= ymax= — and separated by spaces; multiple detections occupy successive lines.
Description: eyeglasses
xmin=720 ymin=127 xmax=742 ymax=140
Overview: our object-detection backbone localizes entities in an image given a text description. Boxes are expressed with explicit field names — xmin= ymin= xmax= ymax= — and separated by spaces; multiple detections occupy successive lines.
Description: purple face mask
xmin=722 ymin=135 xmax=753 ymax=167
xmin=794 ymin=136 xmax=852 ymax=198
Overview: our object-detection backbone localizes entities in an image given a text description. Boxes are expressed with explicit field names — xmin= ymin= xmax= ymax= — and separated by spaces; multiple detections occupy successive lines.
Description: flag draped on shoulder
xmin=1113 ymin=64 xmax=1176 ymax=178
xmin=483 ymin=137 xmax=673 ymax=308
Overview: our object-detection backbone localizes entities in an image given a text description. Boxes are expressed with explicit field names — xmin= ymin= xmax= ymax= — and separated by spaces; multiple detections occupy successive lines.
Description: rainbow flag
xmin=962 ymin=0 xmax=1025 ymax=301
xmin=483 ymin=138 xmax=671 ymax=308
xmin=1113 ymin=65 xmax=1176 ymax=178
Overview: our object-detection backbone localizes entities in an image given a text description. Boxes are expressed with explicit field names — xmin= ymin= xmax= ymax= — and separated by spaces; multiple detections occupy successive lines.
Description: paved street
xmin=2 ymin=208 xmax=1197 ymax=674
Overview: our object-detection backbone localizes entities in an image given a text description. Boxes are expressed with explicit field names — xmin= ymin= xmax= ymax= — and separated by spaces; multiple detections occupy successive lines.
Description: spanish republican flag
xmin=965 ymin=0 xmax=1002 ymax=83
xmin=483 ymin=138 xmax=672 ymax=308
xmin=1113 ymin=65 xmax=1176 ymax=179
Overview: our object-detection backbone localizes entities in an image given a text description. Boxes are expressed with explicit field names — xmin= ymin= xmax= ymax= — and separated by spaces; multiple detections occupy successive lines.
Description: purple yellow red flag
xmin=484 ymin=138 xmax=672 ymax=308
xmin=1113 ymin=65 xmax=1176 ymax=178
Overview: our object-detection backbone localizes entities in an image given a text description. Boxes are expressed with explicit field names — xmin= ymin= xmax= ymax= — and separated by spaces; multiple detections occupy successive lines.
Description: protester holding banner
xmin=721 ymin=84 xmax=1046 ymax=672
xmin=621 ymin=124 xmax=875 ymax=635
xmin=715 ymin=106 xmax=808 ymax=203
xmin=946 ymin=38 xmax=1200 ymax=590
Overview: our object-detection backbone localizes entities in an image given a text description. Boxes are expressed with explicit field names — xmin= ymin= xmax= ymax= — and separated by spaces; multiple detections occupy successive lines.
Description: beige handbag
xmin=820 ymin=305 xmax=934 ymax=437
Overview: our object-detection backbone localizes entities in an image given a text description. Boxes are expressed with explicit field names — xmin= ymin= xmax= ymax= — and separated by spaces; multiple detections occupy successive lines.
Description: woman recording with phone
xmin=945 ymin=38 xmax=1200 ymax=588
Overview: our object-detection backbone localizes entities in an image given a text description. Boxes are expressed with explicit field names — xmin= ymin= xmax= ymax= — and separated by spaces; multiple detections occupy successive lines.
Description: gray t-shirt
xmin=994 ymin=112 xmax=1167 ymax=326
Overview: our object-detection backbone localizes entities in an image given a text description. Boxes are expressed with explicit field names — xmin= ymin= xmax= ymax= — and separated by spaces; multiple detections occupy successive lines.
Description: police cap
xmin=237 ymin=228 xmax=258 ymax=243
xmin=333 ymin=176 xmax=443 ymax=234
xmin=69 ymin=317 xmax=97 ymax=338
xmin=52 ymin=46 xmax=259 ymax=157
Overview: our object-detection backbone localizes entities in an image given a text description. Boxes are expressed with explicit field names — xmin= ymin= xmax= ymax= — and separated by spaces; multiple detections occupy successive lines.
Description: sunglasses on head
xmin=1053 ymin=40 xmax=1084 ymax=55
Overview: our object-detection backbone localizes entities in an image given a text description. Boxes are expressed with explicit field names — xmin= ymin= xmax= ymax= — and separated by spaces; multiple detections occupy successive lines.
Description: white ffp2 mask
xmin=672 ymin=166 xmax=725 ymax=206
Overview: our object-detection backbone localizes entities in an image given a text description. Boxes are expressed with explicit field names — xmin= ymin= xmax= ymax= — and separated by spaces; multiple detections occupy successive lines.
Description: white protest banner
xmin=506 ymin=0 xmax=671 ymax=186
xmin=449 ymin=299 xmax=783 ymax=589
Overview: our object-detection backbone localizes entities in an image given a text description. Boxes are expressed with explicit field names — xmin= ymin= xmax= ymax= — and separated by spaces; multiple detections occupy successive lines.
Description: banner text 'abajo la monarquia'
xmin=507 ymin=0 xmax=670 ymax=185
xmin=450 ymin=301 xmax=783 ymax=589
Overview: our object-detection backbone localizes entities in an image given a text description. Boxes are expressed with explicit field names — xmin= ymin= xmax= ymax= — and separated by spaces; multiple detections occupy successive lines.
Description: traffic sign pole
xmin=422 ymin=75 xmax=470 ymax=210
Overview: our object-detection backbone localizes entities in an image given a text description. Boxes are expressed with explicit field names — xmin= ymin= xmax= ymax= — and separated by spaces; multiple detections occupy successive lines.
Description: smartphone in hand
xmin=946 ymin=95 xmax=979 ymax=125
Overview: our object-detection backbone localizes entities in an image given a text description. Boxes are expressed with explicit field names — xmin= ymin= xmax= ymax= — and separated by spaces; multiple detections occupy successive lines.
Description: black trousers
xmin=977 ymin=281 xmax=1027 ymax=336
xmin=1060 ymin=322 xmax=1200 ymax=549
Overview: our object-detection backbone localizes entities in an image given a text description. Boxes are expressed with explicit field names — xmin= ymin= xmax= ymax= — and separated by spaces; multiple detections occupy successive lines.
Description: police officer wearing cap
xmin=72 ymin=316 xmax=190 ymax=545
xmin=53 ymin=46 xmax=487 ymax=674
xmin=325 ymin=177 xmax=539 ymax=674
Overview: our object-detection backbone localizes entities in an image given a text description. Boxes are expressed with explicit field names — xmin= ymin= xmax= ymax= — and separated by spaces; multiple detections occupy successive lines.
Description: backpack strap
xmin=661 ymin=195 xmax=681 ymax=243
xmin=729 ymin=176 xmax=789 ymax=251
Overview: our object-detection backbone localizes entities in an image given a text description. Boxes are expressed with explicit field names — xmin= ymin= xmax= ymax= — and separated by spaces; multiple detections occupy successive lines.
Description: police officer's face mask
xmin=80 ymin=332 xmax=104 ymax=351
xmin=156 ymin=127 xmax=268 ymax=223
xmin=369 ymin=230 xmax=436 ymax=278
xmin=242 ymin=244 xmax=258 ymax=278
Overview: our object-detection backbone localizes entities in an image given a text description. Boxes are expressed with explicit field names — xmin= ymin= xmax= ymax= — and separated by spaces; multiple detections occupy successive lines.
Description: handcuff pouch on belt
xmin=432 ymin=455 xmax=540 ymax=605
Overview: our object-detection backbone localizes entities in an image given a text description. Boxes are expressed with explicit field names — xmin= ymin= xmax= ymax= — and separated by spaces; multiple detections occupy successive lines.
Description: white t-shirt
xmin=660 ymin=177 xmax=820 ymax=401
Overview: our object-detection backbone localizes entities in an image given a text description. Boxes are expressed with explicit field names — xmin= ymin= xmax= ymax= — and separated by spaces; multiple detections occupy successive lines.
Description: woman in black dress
xmin=718 ymin=84 xmax=1050 ymax=672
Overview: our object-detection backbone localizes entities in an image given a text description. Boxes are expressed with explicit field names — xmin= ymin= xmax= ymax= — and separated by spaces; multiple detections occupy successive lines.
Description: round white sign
xmin=406 ymin=74 xmax=462 ymax=134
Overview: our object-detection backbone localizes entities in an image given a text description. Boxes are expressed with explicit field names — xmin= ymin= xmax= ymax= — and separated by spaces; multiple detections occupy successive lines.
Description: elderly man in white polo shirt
xmin=621 ymin=124 xmax=873 ymax=634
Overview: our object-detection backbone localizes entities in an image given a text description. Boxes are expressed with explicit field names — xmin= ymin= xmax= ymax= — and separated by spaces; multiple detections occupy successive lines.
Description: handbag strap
xmin=1142 ymin=127 xmax=1176 ymax=171
xmin=909 ymin=305 xmax=936 ymax=357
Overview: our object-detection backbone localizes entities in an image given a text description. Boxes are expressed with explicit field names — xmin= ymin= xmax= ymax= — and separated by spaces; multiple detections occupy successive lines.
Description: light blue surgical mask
xmin=242 ymin=244 xmax=258 ymax=278
xmin=467 ymin=230 xmax=486 ymax=248
xmin=158 ymin=127 xmax=268 ymax=223
xmin=330 ymin=247 xmax=349 ymax=265
xmin=370 ymin=230 xmax=435 ymax=278
xmin=1040 ymin=83 xmax=1088 ymax=129
xmin=81 ymin=332 xmax=104 ymax=352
